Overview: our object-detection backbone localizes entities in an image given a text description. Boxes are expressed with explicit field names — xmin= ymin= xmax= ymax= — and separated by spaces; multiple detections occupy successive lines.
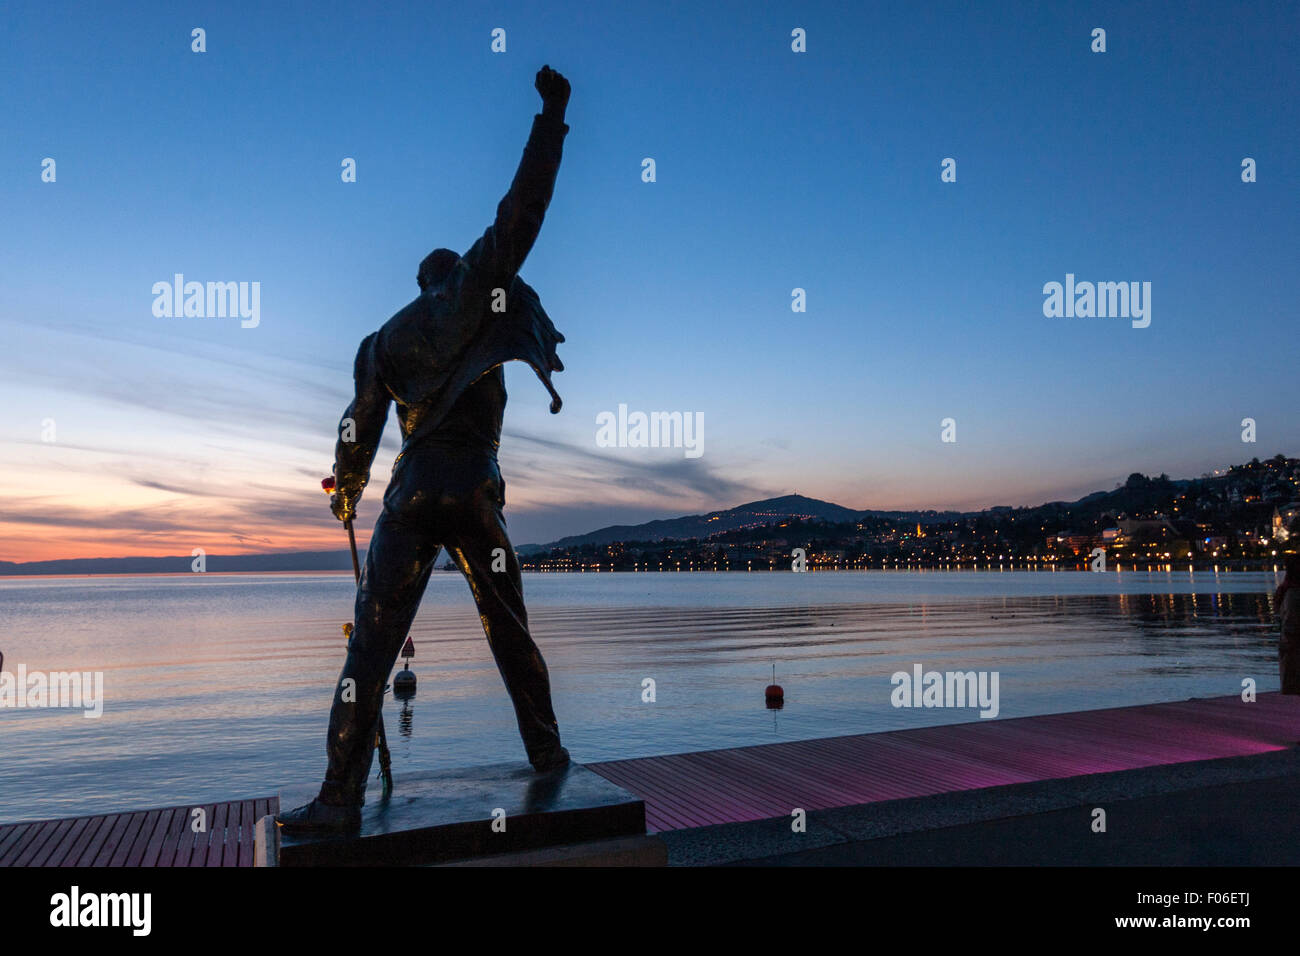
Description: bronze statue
xmin=278 ymin=65 xmax=572 ymax=832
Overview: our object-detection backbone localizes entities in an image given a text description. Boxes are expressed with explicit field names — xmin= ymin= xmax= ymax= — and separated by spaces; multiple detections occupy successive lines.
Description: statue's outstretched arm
xmin=460 ymin=66 xmax=570 ymax=303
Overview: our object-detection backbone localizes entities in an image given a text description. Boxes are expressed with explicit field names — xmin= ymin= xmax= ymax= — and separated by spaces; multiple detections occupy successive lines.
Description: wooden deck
xmin=4 ymin=692 xmax=1296 ymax=863
xmin=589 ymin=692 xmax=1300 ymax=832
xmin=0 ymin=796 xmax=278 ymax=867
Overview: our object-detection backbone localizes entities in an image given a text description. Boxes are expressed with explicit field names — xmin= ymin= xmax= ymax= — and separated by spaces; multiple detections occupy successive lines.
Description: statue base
xmin=256 ymin=761 xmax=658 ymax=867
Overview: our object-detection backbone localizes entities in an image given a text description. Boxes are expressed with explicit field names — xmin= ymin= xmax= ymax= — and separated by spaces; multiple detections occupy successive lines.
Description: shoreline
xmin=0 ymin=565 xmax=1289 ymax=580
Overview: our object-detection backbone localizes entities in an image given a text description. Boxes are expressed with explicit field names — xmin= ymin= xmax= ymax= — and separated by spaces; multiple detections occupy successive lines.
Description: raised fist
xmin=535 ymin=64 xmax=570 ymax=116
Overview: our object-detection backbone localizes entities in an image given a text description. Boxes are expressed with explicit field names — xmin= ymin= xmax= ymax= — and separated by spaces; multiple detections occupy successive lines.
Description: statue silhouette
xmin=278 ymin=65 xmax=572 ymax=833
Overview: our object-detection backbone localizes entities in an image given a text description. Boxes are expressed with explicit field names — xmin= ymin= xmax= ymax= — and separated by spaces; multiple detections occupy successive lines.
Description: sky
xmin=1 ymin=0 xmax=1297 ymax=562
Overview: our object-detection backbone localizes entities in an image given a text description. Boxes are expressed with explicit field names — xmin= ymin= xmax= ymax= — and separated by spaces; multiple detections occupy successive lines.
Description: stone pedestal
xmin=256 ymin=762 xmax=658 ymax=867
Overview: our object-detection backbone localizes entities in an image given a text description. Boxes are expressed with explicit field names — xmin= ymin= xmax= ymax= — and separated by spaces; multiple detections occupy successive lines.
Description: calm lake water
xmin=0 ymin=569 xmax=1286 ymax=822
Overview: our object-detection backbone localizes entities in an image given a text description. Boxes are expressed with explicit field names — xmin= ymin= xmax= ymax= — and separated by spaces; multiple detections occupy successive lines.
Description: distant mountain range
xmin=516 ymin=476 xmax=1232 ymax=555
xmin=514 ymin=494 xmax=962 ymax=555
xmin=0 ymin=550 xmax=362 ymax=577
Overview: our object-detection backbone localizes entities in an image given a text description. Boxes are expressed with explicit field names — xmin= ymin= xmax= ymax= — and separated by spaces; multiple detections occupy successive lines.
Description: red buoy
xmin=765 ymin=664 xmax=784 ymax=709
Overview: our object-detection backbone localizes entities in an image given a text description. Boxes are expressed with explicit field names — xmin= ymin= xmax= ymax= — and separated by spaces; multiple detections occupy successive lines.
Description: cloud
xmin=130 ymin=478 xmax=225 ymax=497
xmin=501 ymin=428 xmax=768 ymax=503
xmin=0 ymin=502 xmax=208 ymax=534
xmin=2 ymin=317 xmax=349 ymax=446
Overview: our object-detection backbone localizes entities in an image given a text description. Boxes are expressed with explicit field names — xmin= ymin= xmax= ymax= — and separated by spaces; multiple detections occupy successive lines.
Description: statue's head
xmin=417 ymin=248 xmax=462 ymax=292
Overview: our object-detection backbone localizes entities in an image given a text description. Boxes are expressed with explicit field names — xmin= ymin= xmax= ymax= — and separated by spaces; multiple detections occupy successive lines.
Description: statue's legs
xmin=316 ymin=447 xmax=563 ymax=807
xmin=318 ymin=508 xmax=438 ymax=806
xmin=444 ymin=497 xmax=564 ymax=768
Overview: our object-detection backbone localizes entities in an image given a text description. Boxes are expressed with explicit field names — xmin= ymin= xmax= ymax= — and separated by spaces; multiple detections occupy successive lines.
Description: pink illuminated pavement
xmin=4 ymin=693 xmax=1296 ymax=864
xmin=587 ymin=693 xmax=1300 ymax=833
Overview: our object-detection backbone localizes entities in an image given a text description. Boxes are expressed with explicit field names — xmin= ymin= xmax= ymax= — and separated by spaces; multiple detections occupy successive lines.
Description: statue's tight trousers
xmin=317 ymin=444 xmax=562 ymax=806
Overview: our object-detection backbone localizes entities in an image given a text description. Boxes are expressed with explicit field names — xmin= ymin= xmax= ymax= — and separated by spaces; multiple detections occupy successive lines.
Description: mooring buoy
xmin=765 ymin=663 xmax=784 ymax=709
xmin=393 ymin=635 xmax=417 ymax=699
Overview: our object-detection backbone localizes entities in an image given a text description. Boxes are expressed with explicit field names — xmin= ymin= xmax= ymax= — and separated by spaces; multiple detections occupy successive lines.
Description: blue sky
xmin=2 ymin=0 xmax=1297 ymax=560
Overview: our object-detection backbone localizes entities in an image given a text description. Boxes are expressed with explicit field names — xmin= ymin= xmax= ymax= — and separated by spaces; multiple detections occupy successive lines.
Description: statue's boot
xmin=530 ymin=745 xmax=570 ymax=773
xmin=276 ymin=798 xmax=361 ymax=833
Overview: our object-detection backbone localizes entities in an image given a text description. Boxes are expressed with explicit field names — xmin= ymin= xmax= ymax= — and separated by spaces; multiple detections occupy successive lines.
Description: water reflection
xmin=0 ymin=572 xmax=1285 ymax=822
xmin=397 ymin=697 xmax=415 ymax=739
